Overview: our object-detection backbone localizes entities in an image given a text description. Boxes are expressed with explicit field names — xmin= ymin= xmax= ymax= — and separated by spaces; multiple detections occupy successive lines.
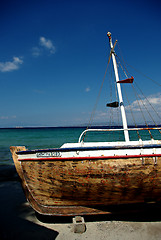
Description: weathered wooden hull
xmin=10 ymin=146 xmax=161 ymax=216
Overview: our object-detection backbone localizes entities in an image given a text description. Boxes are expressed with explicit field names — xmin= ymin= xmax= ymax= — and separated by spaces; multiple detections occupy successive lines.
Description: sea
xmin=1 ymin=126 xmax=161 ymax=166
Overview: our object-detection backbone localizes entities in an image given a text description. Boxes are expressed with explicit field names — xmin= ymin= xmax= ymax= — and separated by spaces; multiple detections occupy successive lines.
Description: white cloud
xmin=89 ymin=93 xmax=161 ymax=125
xmin=0 ymin=116 xmax=9 ymax=119
xmin=0 ymin=115 xmax=16 ymax=120
xmin=85 ymin=87 xmax=90 ymax=92
xmin=33 ymin=89 xmax=45 ymax=94
xmin=32 ymin=36 xmax=56 ymax=57
xmin=0 ymin=57 xmax=23 ymax=72
xmin=147 ymin=94 xmax=161 ymax=105
xmin=123 ymin=92 xmax=161 ymax=125
xmin=32 ymin=47 xmax=42 ymax=57
xmin=127 ymin=93 xmax=161 ymax=112
xmin=39 ymin=37 xmax=56 ymax=54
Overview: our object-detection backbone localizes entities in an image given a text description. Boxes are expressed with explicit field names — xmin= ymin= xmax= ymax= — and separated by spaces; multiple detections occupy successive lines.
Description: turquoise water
xmin=1 ymin=127 xmax=161 ymax=165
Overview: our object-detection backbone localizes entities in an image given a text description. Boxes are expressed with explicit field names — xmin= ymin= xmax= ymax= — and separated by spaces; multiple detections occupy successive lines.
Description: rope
xmin=117 ymin=43 xmax=131 ymax=77
xmin=116 ymin=43 xmax=160 ymax=137
xmin=126 ymin=63 xmax=161 ymax=87
xmin=131 ymin=83 xmax=153 ymax=139
xmin=83 ymin=41 xmax=160 ymax=142
xmin=134 ymin=81 xmax=161 ymax=135
xmin=116 ymin=55 xmax=129 ymax=78
xmin=82 ymin=58 xmax=110 ymax=142
xmin=109 ymin=65 xmax=113 ymax=127
xmin=122 ymin=84 xmax=141 ymax=140
xmin=116 ymin=54 xmax=140 ymax=139
xmin=117 ymin=42 xmax=161 ymax=87
xmin=135 ymin=82 xmax=161 ymax=121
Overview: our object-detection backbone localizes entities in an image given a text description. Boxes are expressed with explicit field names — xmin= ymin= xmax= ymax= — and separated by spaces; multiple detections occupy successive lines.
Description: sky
xmin=0 ymin=0 xmax=161 ymax=127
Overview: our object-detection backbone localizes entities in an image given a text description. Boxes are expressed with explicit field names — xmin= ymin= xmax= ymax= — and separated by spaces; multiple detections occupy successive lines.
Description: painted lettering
xmin=36 ymin=152 xmax=61 ymax=158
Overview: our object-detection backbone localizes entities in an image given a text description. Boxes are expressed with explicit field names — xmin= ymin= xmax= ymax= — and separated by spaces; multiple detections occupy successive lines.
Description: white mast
xmin=107 ymin=32 xmax=129 ymax=142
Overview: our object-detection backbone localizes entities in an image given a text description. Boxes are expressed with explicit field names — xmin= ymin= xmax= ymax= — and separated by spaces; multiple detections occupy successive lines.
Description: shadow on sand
xmin=0 ymin=181 xmax=58 ymax=240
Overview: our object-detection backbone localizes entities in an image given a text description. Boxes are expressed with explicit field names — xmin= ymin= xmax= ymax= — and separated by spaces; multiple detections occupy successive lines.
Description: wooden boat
xmin=10 ymin=32 xmax=161 ymax=216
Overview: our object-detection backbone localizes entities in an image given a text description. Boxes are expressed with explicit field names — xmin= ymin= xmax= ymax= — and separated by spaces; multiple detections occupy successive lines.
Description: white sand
xmin=0 ymin=180 xmax=161 ymax=240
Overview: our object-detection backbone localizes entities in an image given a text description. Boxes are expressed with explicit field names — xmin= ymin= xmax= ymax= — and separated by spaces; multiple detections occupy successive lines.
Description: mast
xmin=107 ymin=32 xmax=129 ymax=142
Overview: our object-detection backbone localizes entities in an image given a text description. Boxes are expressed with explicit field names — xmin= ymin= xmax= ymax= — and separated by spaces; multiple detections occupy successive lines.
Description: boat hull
xmin=10 ymin=146 xmax=161 ymax=216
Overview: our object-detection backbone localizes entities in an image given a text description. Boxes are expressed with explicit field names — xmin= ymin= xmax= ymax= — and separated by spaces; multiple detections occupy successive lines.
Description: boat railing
xmin=78 ymin=127 xmax=161 ymax=143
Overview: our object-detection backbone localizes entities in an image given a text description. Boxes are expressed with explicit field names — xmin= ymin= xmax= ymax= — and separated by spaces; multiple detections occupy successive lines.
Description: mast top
xmin=107 ymin=32 xmax=112 ymax=41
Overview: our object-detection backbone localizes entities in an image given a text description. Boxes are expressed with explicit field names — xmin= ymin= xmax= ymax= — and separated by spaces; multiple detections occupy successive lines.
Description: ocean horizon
xmin=1 ymin=124 xmax=161 ymax=129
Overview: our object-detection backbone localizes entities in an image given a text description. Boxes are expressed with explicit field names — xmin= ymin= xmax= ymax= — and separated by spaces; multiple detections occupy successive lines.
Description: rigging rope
xmin=115 ymin=62 xmax=122 ymax=140
xmin=109 ymin=65 xmax=113 ymax=127
xmin=131 ymin=83 xmax=153 ymax=139
xmin=117 ymin=43 xmax=131 ymax=77
xmin=135 ymin=81 xmax=161 ymax=121
xmin=83 ymin=41 xmax=161 ymax=143
xmin=122 ymin=84 xmax=141 ymax=140
xmin=116 ymin=56 xmax=129 ymax=78
xmin=82 ymin=57 xmax=110 ymax=142
xmin=134 ymin=81 xmax=161 ymax=135
xmin=117 ymin=42 xmax=161 ymax=87
xmin=116 ymin=43 xmax=161 ymax=137
xmin=127 ymin=63 xmax=161 ymax=87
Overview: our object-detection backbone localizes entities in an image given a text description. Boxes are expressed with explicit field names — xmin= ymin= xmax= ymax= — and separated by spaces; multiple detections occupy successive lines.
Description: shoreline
xmin=1 ymin=124 xmax=161 ymax=130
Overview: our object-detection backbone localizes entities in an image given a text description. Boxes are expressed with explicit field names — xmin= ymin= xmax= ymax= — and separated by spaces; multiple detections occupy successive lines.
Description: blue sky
xmin=0 ymin=0 xmax=161 ymax=127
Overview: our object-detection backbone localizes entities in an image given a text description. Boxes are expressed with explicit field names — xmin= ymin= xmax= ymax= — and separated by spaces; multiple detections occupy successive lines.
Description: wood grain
xmin=10 ymin=146 xmax=161 ymax=216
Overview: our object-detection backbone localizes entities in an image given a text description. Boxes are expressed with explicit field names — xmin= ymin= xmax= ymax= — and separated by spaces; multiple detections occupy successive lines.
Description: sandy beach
xmin=0 ymin=166 xmax=161 ymax=240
